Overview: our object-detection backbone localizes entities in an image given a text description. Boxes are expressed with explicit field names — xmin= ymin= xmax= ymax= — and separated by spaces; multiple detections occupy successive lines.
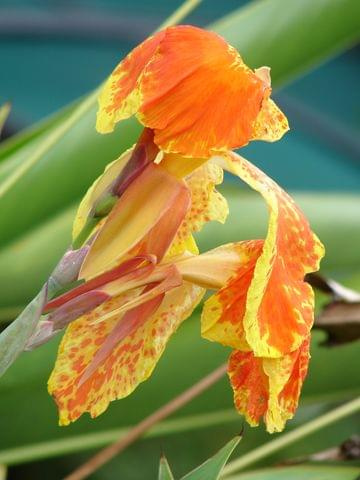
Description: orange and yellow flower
xmin=24 ymin=25 xmax=323 ymax=433
xmin=96 ymin=25 xmax=289 ymax=158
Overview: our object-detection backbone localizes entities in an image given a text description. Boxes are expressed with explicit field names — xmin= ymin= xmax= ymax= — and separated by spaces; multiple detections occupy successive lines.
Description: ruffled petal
xmin=48 ymin=282 xmax=204 ymax=425
xmin=167 ymin=160 xmax=228 ymax=257
xmin=251 ymin=98 xmax=289 ymax=142
xmin=228 ymin=337 xmax=310 ymax=432
xmin=138 ymin=26 xmax=268 ymax=157
xmin=96 ymin=25 xmax=285 ymax=157
xmin=212 ymin=153 xmax=324 ymax=357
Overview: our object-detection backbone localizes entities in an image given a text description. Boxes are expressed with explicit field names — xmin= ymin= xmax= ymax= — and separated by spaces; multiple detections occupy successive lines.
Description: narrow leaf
xmin=0 ymin=103 xmax=10 ymax=136
xmin=0 ymin=285 xmax=47 ymax=377
xmin=158 ymin=455 xmax=175 ymax=480
xmin=226 ymin=464 xmax=360 ymax=480
xmin=181 ymin=435 xmax=241 ymax=480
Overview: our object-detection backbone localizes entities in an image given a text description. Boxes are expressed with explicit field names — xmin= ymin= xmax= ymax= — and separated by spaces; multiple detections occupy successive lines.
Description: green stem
xmin=0 ymin=409 xmax=237 ymax=466
xmin=222 ymin=396 xmax=360 ymax=477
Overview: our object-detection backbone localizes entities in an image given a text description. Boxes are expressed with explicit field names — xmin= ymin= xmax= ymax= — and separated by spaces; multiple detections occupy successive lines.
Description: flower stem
xmin=63 ymin=364 xmax=227 ymax=480
xmin=222 ymin=395 xmax=360 ymax=477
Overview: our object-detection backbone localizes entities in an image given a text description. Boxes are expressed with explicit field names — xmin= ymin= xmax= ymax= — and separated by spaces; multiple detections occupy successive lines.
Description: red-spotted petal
xmin=228 ymin=337 xmax=310 ymax=432
xmin=48 ymin=282 xmax=204 ymax=425
xmin=211 ymin=153 xmax=324 ymax=357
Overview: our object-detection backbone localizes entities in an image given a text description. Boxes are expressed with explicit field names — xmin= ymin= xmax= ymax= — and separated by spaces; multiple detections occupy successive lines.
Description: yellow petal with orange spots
xmin=228 ymin=337 xmax=310 ymax=432
xmin=167 ymin=160 xmax=228 ymax=257
xmin=251 ymin=98 xmax=289 ymax=143
xmin=48 ymin=282 xmax=204 ymax=425
xmin=212 ymin=153 xmax=324 ymax=357
xmin=252 ymin=67 xmax=289 ymax=143
xmin=72 ymin=147 xmax=134 ymax=240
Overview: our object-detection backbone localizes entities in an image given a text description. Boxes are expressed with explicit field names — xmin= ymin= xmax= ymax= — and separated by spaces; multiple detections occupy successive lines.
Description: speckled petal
xmin=166 ymin=159 xmax=228 ymax=257
xmin=228 ymin=337 xmax=310 ymax=432
xmin=48 ymin=282 xmax=204 ymax=425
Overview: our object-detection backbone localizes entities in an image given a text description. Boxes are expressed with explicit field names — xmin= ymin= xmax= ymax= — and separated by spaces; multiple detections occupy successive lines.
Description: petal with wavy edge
xmin=213 ymin=153 xmax=324 ymax=357
xmin=228 ymin=337 xmax=310 ymax=432
xmin=48 ymin=282 xmax=204 ymax=425
xmin=166 ymin=159 xmax=228 ymax=257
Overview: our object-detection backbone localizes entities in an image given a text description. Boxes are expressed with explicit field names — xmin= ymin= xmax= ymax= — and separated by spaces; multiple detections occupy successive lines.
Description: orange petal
xmin=80 ymin=163 xmax=190 ymax=279
xmin=228 ymin=337 xmax=310 ymax=432
xmin=48 ymin=282 xmax=204 ymax=425
xmin=212 ymin=153 xmax=324 ymax=357
xmin=96 ymin=31 xmax=165 ymax=133
xmin=138 ymin=26 xmax=267 ymax=157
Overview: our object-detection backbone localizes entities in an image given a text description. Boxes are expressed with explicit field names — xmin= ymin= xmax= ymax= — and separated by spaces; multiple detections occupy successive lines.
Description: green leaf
xmin=0 ymin=286 xmax=47 ymax=377
xmin=226 ymin=464 xmax=360 ymax=480
xmin=0 ymin=103 xmax=10 ymax=136
xmin=213 ymin=0 xmax=360 ymax=87
xmin=181 ymin=436 xmax=241 ymax=480
xmin=158 ymin=455 xmax=175 ymax=480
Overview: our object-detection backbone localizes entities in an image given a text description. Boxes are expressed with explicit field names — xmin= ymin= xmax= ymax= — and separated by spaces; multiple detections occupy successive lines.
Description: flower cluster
xmin=28 ymin=26 xmax=323 ymax=432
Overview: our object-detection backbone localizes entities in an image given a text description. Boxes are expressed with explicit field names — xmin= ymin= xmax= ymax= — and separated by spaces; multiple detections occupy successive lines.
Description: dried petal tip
xmin=97 ymin=25 xmax=288 ymax=157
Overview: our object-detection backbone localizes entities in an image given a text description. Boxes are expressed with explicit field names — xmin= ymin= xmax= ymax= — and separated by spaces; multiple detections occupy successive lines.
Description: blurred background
xmin=0 ymin=1 xmax=359 ymax=479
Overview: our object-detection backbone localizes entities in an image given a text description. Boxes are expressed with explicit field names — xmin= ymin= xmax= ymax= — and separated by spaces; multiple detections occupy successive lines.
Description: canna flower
xmin=96 ymin=25 xmax=289 ymax=158
xmin=39 ymin=139 xmax=323 ymax=431
xmin=3 ymin=25 xmax=324 ymax=433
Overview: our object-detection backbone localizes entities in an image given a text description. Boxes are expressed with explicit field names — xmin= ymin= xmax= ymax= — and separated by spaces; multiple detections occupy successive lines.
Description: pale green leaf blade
xmin=158 ymin=455 xmax=175 ymax=480
xmin=0 ymin=103 xmax=10 ymax=136
xmin=226 ymin=464 xmax=360 ymax=480
xmin=0 ymin=286 xmax=47 ymax=377
xmin=181 ymin=436 xmax=241 ymax=480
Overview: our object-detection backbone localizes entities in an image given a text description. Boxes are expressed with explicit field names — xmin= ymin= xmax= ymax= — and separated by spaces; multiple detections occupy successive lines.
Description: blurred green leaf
xmin=159 ymin=455 xmax=175 ymax=480
xmin=226 ymin=464 xmax=360 ymax=480
xmin=213 ymin=0 xmax=360 ymax=87
xmin=181 ymin=436 xmax=240 ymax=479
xmin=0 ymin=104 xmax=10 ymax=136
xmin=0 ymin=286 xmax=46 ymax=377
